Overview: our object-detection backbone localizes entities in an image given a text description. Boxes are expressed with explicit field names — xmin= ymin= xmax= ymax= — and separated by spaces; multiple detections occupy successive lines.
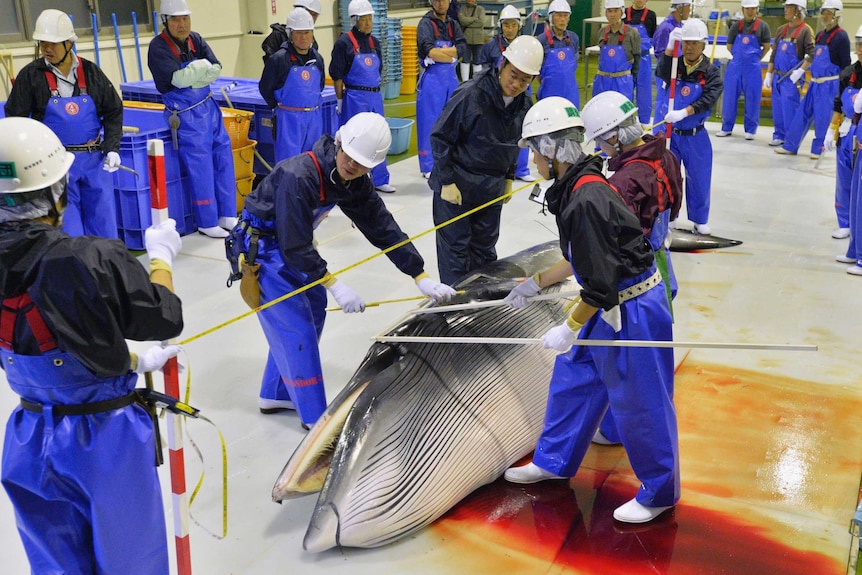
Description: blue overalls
xmin=274 ymin=53 xmax=323 ymax=163
xmin=844 ymin=101 xmax=862 ymax=268
xmin=770 ymin=22 xmax=806 ymax=143
xmin=593 ymin=26 xmax=635 ymax=101
xmin=341 ymin=32 xmax=391 ymax=187
xmin=0 ymin=294 xmax=168 ymax=575
xmin=41 ymin=57 xmax=117 ymax=239
xmin=668 ymin=71 xmax=713 ymax=226
xmin=533 ymin=229 xmax=678 ymax=509
xmin=159 ymin=32 xmax=236 ymax=230
xmin=835 ymin=79 xmax=857 ymax=232
xmin=721 ymin=19 xmax=764 ymax=135
xmin=494 ymin=38 xmax=531 ymax=178
xmin=783 ymin=27 xmax=842 ymax=154
xmin=538 ymin=27 xmax=580 ymax=107
xmin=626 ymin=7 xmax=654 ymax=124
xmin=245 ymin=153 xmax=331 ymax=427
xmin=417 ymin=20 xmax=460 ymax=174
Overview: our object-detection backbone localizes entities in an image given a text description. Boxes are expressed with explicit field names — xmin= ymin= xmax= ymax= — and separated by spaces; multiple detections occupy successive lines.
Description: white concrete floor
xmin=1 ymin=122 xmax=860 ymax=574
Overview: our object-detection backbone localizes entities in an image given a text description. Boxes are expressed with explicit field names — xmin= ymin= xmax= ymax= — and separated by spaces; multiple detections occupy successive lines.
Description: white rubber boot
xmin=503 ymin=462 xmax=565 ymax=484
xmin=459 ymin=63 xmax=470 ymax=82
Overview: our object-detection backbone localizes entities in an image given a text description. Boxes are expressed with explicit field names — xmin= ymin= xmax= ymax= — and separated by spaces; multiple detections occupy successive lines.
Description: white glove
xmin=336 ymin=98 xmax=342 ymax=114
xmin=135 ymin=344 xmax=183 ymax=374
xmin=503 ymin=276 xmax=541 ymax=309
xmin=441 ymin=183 xmax=462 ymax=205
xmin=103 ymin=151 xmax=121 ymax=173
xmin=327 ymin=280 xmax=366 ymax=313
xmin=664 ymin=108 xmax=689 ymax=124
xmin=423 ymin=56 xmax=436 ymax=67
xmin=542 ymin=322 xmax=577 ymax=352
xmin=416 ymin=277 xmax=457 ymax=303
xmin=789 ymin=68 xmax=805 ymax=84
xmin=763 ymin=72 xmax=773 ymax=91
xmin=145 ymin=218 xmax=181 ymax=268
xmin=824 ymin=128 xmax=836 ymax=152
xmin=854 ymin=95 xmax=862 ymax=115
xmin=668 ymin=28 xmax=683 ymax=49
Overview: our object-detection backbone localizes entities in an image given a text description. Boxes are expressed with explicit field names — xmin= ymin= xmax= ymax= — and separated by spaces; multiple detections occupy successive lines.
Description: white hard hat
xmin=581 ymin=91 xmax=638 ymax=142
xmin=286 ymin=7 xmax=315 ymax=33
xmin=519 ymin=96 xmax=584 ymax=147
xmin=295 ymin=0 xmax=322 ymax=15
xmin=337 ymin=112 xmax=391 ymax=169
xmin=349 ymin=0 xmax=374 ymax=18
xmin=499 ymin=5 xmax=521 ymax=23
xmin=33 ymin=9 xmax=77 ymax=43
xmin=680 ymin=18 xmax=708 ymax=41
xmin=502 ymin=35 xmax=543 ymax=76
xmin=784 ymin=0 xmax=807 ymax=9
xmin=856 ymin=24 xmax=862 ymax=41
xmin=0 ymin=118 xmax=74 ymax=194
xmin=820 ymin=0 xmax=842 ymax=13
xmin=740 ymin=0 xmax=760 ymax=8
xmin=605 ymin=0 xmax=626 ymax=10
xmin=670 ymin=0 xmax=693 ymax=8
xmin=548 ymin=0 xmax=572 ymax=15
xmin=160 ymin=0 xmax=192 ymax=18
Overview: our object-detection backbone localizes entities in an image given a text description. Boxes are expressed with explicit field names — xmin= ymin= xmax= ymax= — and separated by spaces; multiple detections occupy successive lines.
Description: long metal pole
xmin=131 ymin=11 xmax=144 ymax=80
xmin=371 ymin=335 xmax=818 ymax=352
xmin=111 ymin=13 xmax=127 ymax=83
xmin=91 ymin=13 xmax=100 ymax=67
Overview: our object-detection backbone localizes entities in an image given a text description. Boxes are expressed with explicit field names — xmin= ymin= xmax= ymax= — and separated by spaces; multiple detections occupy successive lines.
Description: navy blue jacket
xmin=430 ymin=66 xmax=531 ymax=202
xmin=815 ymin=26 xmax=851 ymax=71
xmin=147 ymin=30 xmax=221 ymax=95
xmin=478 ymin=35 xmax=509 ymax=67
xmin=259 ymin=42 xmax=326 ymax=110
xmin=417 ymin=11 xmax=467 ymax=61
xmin=243 ymin=135 xmax=425 ymax=282
xmin=656 ymin=54 xmax=723 ymax=117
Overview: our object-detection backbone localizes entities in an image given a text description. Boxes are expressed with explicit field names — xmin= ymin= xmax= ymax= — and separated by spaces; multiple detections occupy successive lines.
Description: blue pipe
xmin=91 ymin=13 xmax=100 ymax=67
xmin=111 ymin=13 xmax=126 ymax=83
xmin=131 ymin=12 xmax=144 ymax=80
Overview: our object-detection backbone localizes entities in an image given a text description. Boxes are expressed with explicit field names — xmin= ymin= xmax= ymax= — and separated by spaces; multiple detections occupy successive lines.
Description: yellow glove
xmin=441 ymin=183 xmax=462 ymax=205
xmin=502 ymin=179 xmax=514 ymax=204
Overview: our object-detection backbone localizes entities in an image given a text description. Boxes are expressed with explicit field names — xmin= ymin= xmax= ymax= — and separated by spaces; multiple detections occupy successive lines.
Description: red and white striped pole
xmin=147 ymin=138 xmax=192 ymax=575
xmin=666 ymin=39 xmax=681 ymax=141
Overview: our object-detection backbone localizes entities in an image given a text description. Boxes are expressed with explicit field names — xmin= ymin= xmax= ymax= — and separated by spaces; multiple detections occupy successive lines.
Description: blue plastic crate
xmin=113 ymin=109 xmax=183 ymax=191
xmin=115 ymin=176 xmax=193 ymax=249
xmin=120 ymin=80 xmax=163 ymax=103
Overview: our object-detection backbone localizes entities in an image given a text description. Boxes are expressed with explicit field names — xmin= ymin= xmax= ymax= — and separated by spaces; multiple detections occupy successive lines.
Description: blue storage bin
xmin=386 ymin=117 xmax=414 ymax=155
xmin=115 ymin=176 xmax=193 ymax=249
xmin=384 ymin=80 xmax=402 ymax=100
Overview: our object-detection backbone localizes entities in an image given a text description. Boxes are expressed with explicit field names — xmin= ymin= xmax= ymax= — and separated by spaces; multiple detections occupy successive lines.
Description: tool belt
xmin=278 ymin=103 xmax=320 ymax=112
xmin=20 ymin=392 xmax=137 ymax=415
xmin=595 ymin=70 xmax=631 ymax=78
xmin=672 ymin=125 xmax=705 ymax=137
xmin=810 ymin=75 xmax=839 ymax=84
xmin=618 ymin=269 xmax=662 ymax=304
xmin=225 ymin=220 xmax=273 ymax=309
xmin=345 ymin=84 xmax=380 ymax=92
xmin=65 ymin=136 xmax=103 ymax=153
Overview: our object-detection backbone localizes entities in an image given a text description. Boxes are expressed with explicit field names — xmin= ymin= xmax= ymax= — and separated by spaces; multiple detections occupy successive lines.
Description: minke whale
xmin=669 ymin=228 xmax=743 ymax=252
xmin=272 ymin=241 xmax=576 ymax=552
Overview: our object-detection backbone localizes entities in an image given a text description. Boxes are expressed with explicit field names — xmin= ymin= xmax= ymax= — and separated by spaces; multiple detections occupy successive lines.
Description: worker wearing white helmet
xmin=262 ymin=0 xmax=321 ymax=63
xmin=260 ymin=8 xmax=326 ymax=164
xmin=716 ymin=0 xmax=771 ymax=139
xmin=148 ymin=0 xmax=237 ymax=238
xmin=235 ymin=112 xmax=454 ymax=426
xmin=458 ymin=0 xmax=487 ymax=81
xmin=5 ymin=9 xmax=124 ymax=240
xmin=416 ymin=0 xmax=468 ymax=177
xmin=832 ymin=25 xmax=862 ymax=262
xmin=537 ymin=0 xmax=581 ymax=106
xmin=650 ymin=0 xmax=691 ymax=129
xmin=477 ymin=5 xmax=537 ymax=183
xmin=0 ymin=116 xmax=184 ymax=574
xmin=593 ymin=0 xmax=642 ymax=101
xmin=776 ymin=0 xmax=849 ymax=158
xmin=763 ymin=0 xmax=815 ymax=147
xmin=429 ymin=35 xmax=542 ymax=285
xmin=657 ymin=18 xmax=723 ymax=236
xmin=330 ymin=0 xmax=396 ymax=193
xmin=623 ymin=0 xmax=659 ymax=124
xmin=502 ymin=96 xmax=679 ymax=527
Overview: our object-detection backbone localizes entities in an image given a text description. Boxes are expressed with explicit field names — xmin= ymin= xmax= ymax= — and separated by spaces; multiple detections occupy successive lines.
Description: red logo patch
xmin=364 ymin=56 xmax=373 ymax=66
xmin=557 ymin=51 xmax=566 ymax=60
xmin=64 ymin=102 xmax=79 ymax=115
xmin=301 ymin=69 xmax=311 ymax=81
xmin=608 ymin=48 xmax=617 ymax=57
xmin=680 ymin=85 xmax=691 ymax=97
xmin=781 ymin=44 xmax=787 ymax=51
xmin=816 ymin=47 xmax=822 ymax=56
xmin=742 ymin=37 xmax=750 ymax=44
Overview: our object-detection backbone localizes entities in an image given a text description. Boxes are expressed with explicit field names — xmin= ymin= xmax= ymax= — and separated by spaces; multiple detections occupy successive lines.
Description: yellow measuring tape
xmin=178 ymin=179 xmax=536 ymax=346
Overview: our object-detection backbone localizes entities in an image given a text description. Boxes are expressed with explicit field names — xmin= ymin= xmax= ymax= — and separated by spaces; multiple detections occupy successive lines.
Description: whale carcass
xmin=272 ymin=241 xmax=576 ymax=552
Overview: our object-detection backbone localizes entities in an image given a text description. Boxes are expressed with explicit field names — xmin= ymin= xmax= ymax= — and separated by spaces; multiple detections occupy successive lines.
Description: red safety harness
xmin=622 ymin=157 xmax=674 ymax=211
xmin=347 ymin=31 xmax=376 ymax=54
xmin=0 ymin=293 xmax=57 ymax=353
xmin=816 ymin=26 xmax=841 ymax=46
xmin=602 ymin=25 xmax=629 ymax=45
xmin=307 ymin=151 xmax=327 ymax=202
xmin=159 ymin=30 xmax=196 ymax=60
xmin=625 ymin=7 xmax=646 ymax=25
xmin=574 ymin=174 xmax=619 ymax=195
xmin=43 ymin=55 xmax=88 ymax=96
xmin=738 ymin=18 xmax=761 ymax=33
xmin=545 ymin=27 xmax=572 ymax=46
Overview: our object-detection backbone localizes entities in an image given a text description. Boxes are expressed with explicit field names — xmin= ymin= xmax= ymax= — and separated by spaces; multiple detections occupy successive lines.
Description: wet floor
xmin=1 ymin=122 xmax=860 ymax=574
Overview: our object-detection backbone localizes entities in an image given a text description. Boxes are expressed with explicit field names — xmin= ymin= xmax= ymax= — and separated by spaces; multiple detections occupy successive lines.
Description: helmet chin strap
xmin=54 ymin=41 xmax=73 ymax=66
